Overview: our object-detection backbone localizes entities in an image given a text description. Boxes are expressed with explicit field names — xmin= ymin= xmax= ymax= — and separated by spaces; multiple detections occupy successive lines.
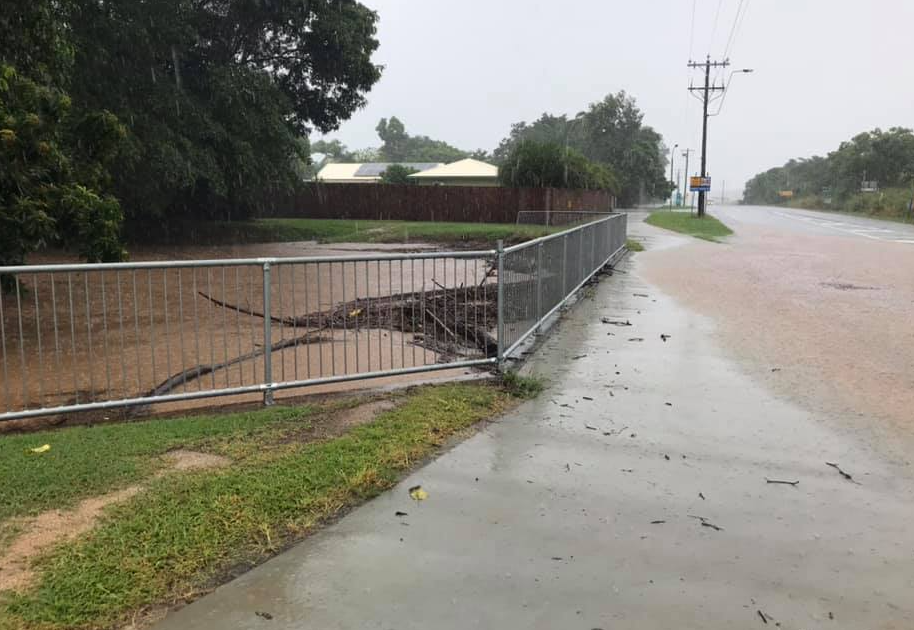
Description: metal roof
xmin=408 ymin=158 xmax=498 ymax=179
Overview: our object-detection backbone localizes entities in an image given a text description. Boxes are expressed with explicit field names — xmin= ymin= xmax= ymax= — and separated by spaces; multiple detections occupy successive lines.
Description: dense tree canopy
xmin=493 ymin=92 xmax=672 ymax=206
xmin=376 ymin=116 xmax=470 ymax=163
xmin=497 ymin=141 xmax=618 ymax=192
xmin=1 ymin=0 xmax=382 ymax=266
xmin=379 ymin=164 xmax=418 ymax=185
xmin=743 ymin=128 xmax=914 ymax=207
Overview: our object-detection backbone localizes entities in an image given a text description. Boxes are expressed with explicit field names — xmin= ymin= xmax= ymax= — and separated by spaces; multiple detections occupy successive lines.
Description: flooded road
xmin=640 ymin=206 xmax=914 ymax=454
xmin=151 ymin=222 xmax=914 ymax=630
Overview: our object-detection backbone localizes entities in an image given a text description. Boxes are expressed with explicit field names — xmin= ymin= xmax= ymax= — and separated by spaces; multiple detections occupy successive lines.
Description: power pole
xmin=721 ymin=180 xmax=725 ymax=204
xmin=681 ymin=148 xmax=693 ymax=212
xmin=688 ymin=55 xmax=728 ymax=217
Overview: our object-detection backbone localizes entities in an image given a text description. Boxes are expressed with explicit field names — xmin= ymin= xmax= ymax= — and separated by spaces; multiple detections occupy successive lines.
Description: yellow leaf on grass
xmin=30 ymin=444 xmax=51 ymax=454
xmin=349 ymin=308 xmax=362 ymax=318
xmin=408 ymin=485 xmax=428 ymax=501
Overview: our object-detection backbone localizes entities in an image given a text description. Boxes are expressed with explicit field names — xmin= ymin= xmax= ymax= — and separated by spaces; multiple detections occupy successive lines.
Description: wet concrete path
xmin=153 ymin=230 xmax=914 ymax=630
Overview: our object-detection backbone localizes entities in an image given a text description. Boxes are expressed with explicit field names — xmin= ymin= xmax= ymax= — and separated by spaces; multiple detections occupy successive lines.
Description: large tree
xmin=67 ymin=0 xmax=382 ymax=230
xmin=498 ymin=140 xmax=618 ymax=192
xmin=0 ymin=0 xmax=127 ymax=271
xmin=493 ymin=92 xmax=671 ymax=206
xmin=376 ymin=116 xmax=469 ymax=163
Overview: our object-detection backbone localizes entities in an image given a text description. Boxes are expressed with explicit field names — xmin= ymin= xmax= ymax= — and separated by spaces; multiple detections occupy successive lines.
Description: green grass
xmin=501 ymin=372 xmax=544 ymax=399
xmin=0 ymin=406 xmax=314 ymax=521
xmin=1 ymin=383 xmax=513 ymax=630
xmin=625 ymin=238 xmax=644 ymax=252
xmin=644 ymin=210 xmax=733 ymax=242
xmin=210 ymin=218 xmax=559 ymax=246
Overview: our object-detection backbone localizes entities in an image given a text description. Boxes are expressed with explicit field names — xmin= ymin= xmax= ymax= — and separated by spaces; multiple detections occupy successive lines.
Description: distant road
xmin=714 ymin=204 xmax=914 ymax=243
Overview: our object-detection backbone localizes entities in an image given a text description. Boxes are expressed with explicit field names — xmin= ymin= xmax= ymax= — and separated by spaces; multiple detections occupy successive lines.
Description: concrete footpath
xmin=153 ymin=237 xmax=914 ymax=630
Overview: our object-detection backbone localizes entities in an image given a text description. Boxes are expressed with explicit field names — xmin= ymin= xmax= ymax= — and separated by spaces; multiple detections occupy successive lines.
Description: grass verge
xmin=0 ymin=383 xmax=514 ymax=630
xmin=205 ymin=218 xmax=560 ymax=247
xmin=625 ymin=238 xmax=644 ymax=252
xmin=644 ymin=210 xmax=733 ymax=242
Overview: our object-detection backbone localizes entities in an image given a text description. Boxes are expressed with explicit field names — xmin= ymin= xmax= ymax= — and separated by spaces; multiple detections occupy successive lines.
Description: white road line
xmin=770 ymin=210 xmax=914 ymax=243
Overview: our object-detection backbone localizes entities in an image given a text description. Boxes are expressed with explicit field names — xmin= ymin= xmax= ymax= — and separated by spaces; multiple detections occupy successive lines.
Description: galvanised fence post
xmin=496 ymin=239 xmax=505 ymax=371
xmin=262 ymin=261 xmax=274 ymax=405
xmin=561 ymin=234 xmax=568 ymax=298
xmin=535 ymin=241 xmax=543 ymax=324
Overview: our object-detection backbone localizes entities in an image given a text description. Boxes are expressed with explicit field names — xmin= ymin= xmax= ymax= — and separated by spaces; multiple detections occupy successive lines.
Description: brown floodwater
xmin=1 ymin=242 xmax=494 ymax=419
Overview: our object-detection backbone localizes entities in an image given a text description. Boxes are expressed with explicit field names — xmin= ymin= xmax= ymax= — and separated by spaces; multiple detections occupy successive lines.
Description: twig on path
xmin=826 ymin=462 xmax=860 ymax=484
xmin=756 ymin=610 xmax=768 ymax=624
xmin=765 ymin=478 xmax=800 ymax=486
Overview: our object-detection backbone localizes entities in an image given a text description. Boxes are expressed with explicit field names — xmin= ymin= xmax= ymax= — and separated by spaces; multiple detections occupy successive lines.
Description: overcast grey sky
xmin=320 ymin=0 xmax=914 ymax=197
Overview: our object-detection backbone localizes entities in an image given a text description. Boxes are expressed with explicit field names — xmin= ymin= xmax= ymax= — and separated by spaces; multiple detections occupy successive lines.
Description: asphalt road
xmin=151 ymin=211 xmax=914 ymax=630
xmin=714 ymin=204 xmax=914 ymax=243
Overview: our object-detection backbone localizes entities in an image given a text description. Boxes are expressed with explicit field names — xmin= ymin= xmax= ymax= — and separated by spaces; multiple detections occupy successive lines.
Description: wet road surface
xmin=151 ymin=221 xmax=914 ymax=630
xmin=714 ymin=205 xmax=914 ymax=243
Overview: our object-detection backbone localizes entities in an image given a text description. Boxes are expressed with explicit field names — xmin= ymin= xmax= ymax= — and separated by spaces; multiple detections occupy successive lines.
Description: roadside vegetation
xmin=645 ymin=211 xmax=733 ymax=242
xmin=626 ymin=238 xmax=645 ymax=252
xmin=0 ymin=383 xmax=520 ymax=630
xmin=202 ymin=218 xmax=560 ymax=246
xmin=743 ymin=127 xmax=914 ymax=221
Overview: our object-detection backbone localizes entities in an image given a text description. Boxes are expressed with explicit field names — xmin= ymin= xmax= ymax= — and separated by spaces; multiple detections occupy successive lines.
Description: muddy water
xmin=637 ymin=213 xmax=914 ymax=454
xmin=1 ymin=242 xmax=493 ymax=417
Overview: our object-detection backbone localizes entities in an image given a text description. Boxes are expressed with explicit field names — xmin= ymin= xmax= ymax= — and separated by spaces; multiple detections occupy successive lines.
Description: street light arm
xmin=709 ymin=69 xmax=753 ymax=117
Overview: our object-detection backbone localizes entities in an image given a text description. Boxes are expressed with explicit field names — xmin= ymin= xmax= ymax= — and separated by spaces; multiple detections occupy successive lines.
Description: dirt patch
xmin=0 ymin=486 xmax=141 ymax=592
xmin=164 ymin=449 xmax=231 ymax=471
xmin=0 ymin=450 xmax=232 ymax=593
xmin=335 ymin=399 xmax=399 ymax=430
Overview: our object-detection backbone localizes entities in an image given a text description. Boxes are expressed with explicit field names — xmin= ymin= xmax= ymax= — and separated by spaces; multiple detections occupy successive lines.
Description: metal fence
xmin=0 ymin=214 xmax=627 ymax=421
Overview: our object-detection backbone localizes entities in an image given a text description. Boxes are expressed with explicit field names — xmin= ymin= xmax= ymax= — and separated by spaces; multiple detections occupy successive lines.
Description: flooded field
xmin=1 ymin=242 xmax=497 ymax=421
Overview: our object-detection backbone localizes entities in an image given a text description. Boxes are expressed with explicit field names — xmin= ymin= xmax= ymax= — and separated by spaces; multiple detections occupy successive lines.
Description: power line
xmin=709 ymin=0 xmax=726 ymax=49
xmin=723 ymin=0 xmax=751 ymax=59
xmin=722 ymin=0 xmax=748 ymax=59
xmin=688 ymin=0 xmax=697 ymax=61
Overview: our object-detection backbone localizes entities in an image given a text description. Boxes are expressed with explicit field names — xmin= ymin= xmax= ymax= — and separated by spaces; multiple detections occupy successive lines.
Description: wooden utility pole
xmin=688 ymin=56 xmax=728 ymax=217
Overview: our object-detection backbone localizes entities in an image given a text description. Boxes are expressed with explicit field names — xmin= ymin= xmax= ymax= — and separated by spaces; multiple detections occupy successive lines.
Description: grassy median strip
xmin=212 ymin=217 xmax=558 ymax=246
xmin=0 ymin=383 xmax=513 ymax=630
xmin=644 ymin=210 xmax=733 ymax=242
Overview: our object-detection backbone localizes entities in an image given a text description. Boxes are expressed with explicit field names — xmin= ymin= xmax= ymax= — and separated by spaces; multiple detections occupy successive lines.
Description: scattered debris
xmin=633 ymin=293 xmax=649 ymax=297
xmin=826 ymin=462 xmax=859 ymax=483
xmin=582 ymin=396 xmax=594 ymax=401
xmin=408 ymin=485 xmax=428 ymax=501
xmin=628 ymin=337 xmax=644 ymax=342
xmin=559 ymin=403 xmax=575 ymax=409
xmin=572 ymin=354 xmax=588 ymax=360
xmin=699 ymin=492 xmax=706 ymax=500
xmin=551 ymin=556 xmax=563 ymax=561
xmin=689 ymin=515 xmax=724 ymax=531
xmin=255 ymin=611 xmax=274 ymax=620
xmin=629 ymin=433 xmax=636 ymax=438
xmin=664 ymin=454 xmax=670 ymax=461
xmin=650 ymin=520 xmax=666 ymax=524
xmin=395 ymin=511 xmax=408 ymax=517
xmin=660 ymin=333 xmax=671 ymax=342
xmin=665 ymin=402 xmax=672 ymax=407
xmin=757 ymin=610 xmax=768 ymax=624
xmin=621 ymin=468 xmax=633 ymax=473
xmin=584 ymin=425 xmax=598 ymax=431
xmin=29 ymin=444 xmax=51 ymax=454
xmin=765 ymin=478 xmax=800 ymax=486
xmin=565 ymin=463 xmax=571 ymax=472
xmin=601 ymin=318 xmax=632 ymax=326
xmin=828 ymin=612 xmax=834 ymax=620
xmin=770 ymin=368 xmax=781 ymax=372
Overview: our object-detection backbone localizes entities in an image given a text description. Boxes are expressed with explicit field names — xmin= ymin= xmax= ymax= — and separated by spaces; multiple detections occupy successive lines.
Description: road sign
xmin=689 ymin=176 xmax=711 ymax=192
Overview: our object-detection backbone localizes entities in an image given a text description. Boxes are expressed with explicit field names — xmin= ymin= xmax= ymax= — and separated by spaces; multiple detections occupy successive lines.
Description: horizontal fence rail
xmin=0 ymin=215 xmax=627 ymax=421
